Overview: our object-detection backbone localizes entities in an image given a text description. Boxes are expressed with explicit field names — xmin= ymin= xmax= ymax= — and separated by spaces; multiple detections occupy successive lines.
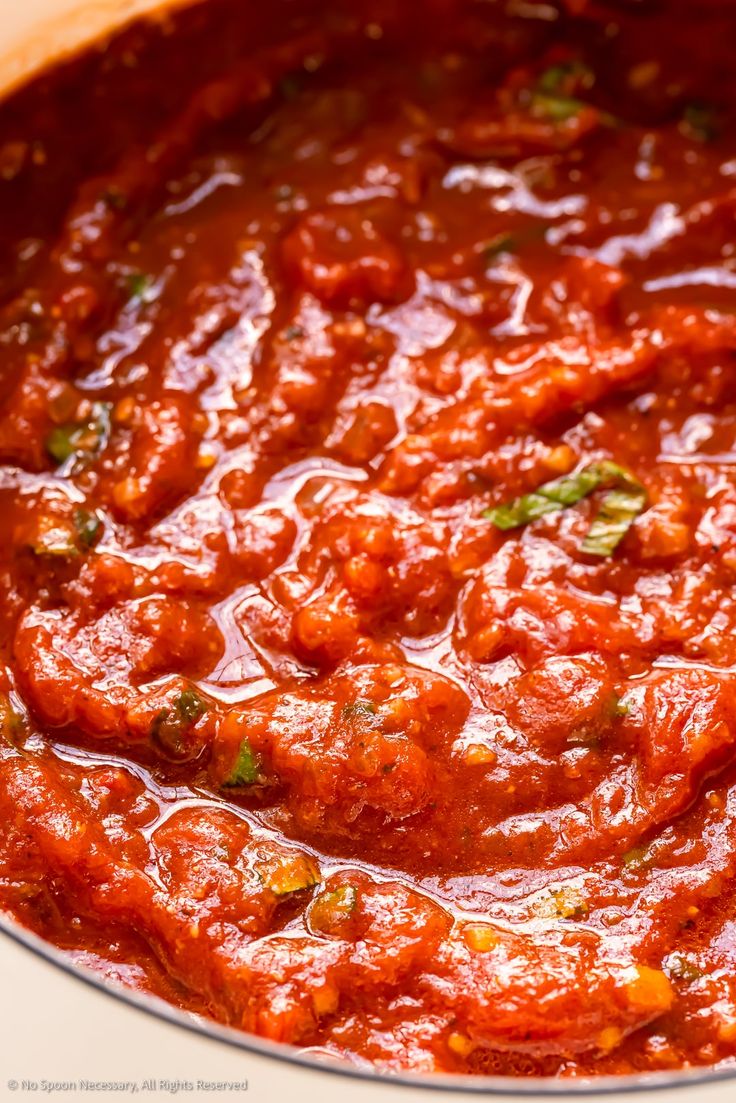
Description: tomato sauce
xmin=1 ymin=0 xmax=736 ymax=1078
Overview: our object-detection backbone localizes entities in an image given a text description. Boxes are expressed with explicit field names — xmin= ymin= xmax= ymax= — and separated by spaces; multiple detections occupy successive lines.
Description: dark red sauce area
xmin=1 ymin=0 xmax=736 ymax=1078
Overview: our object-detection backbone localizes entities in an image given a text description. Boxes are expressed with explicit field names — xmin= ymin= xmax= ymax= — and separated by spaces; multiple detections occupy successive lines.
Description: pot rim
xmin=0 ymin=0 xmax=196 ymax=98
xmin=1 ymin=912 xmax=734 ymax=1097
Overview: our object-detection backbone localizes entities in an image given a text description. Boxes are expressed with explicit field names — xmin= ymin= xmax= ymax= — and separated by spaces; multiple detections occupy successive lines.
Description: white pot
xmin=0 ymin=0 xmax=178 ymax=94
xmin=0 ymin=3 xmax=733 ymax=1100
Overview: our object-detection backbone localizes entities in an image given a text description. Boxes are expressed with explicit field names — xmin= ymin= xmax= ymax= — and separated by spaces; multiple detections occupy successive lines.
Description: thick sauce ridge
xmin=1 ymin=0 xmax=736 ymax=1077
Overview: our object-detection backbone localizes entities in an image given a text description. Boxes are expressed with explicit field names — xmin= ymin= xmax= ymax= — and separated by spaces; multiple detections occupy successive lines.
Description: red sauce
xmin=1 ymin=0 xmax=736 ymax=1078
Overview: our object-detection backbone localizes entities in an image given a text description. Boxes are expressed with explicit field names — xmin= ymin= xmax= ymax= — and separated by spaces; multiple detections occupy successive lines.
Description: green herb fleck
xmin=482 ymin=224 xmax=550 ymax=265
xmin=681 ymin=102 xmax=719 ymax=143
xmin=100 ymin=187 xmax=128 ymax=211
xmin=666 ymin=953 xmax=704 ymax=983
xmin=151 ymin=688 xmax=207 ymax=760
xmin=224 ymin=737 xmax=261 ymax=787
xmin=46 ymin=402 xmax=112 ymax=468
xmin=613 ymin=696 xmax=630 ymax=718
xmin=126 ymin=272 xmax=155 ymax=303
xmin=175 ymin=689 xmax=206 ymax=726
xmin=622 ymin=844 xmax=650 ymax=870
xmin=284 ymin=324 xmax=305 ymax=341
xmin=46 ymin=426 xmax=78 ymax=464
xmin=537 ymin=60 xmax=594 ymax=97
xmin=538 ymin=65 xmax=572 ymax=95
xmin=530 ymin=60 xmax=615 ymax=127
xmin=531 ymin=92 xmax=587 ymax=122
xmin=74 ymin=509 xmax=103 ymax=550
xmin=483 ymin=234 xmax=517 ymax=261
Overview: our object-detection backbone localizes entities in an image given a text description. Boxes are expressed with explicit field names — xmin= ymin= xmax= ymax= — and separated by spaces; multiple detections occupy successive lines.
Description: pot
xmin=0 ymin=3 xmax=734 ymax=1100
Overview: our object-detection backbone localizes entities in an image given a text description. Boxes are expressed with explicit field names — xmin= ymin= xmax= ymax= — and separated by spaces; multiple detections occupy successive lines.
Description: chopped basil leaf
xmin=175 ymin=689 xmax=207 ymax=726
xmin=46 ymin=426 xmax=77 ymax=465
xmin=482 ymin=224 xmax=550 ymax=264
xmin=483 ymin=460 xmax=646 ymax=556
xmin=284 ymin=324 xmax=305 ymax=341
xmin=483 ymin=234 xmax=517 ymax=260
xmin=46 ymin=401 xmax=112 ymax=467
xmin=530 ymin=59 xmax=615 ymax=128
xmin=126 ymin=272 xmax=155 ymax=302
xmin=537 ymin=60 xmax=594 ymax=97
xmin=483 ymin=462 xmax=610 ymax=529
xmin=666 ymin=953 xmax=704 ymax=983
xmin=582 ymin=484 xmax=648 ymax=557
xmin=150 ymin=688 xmax=207 ymax=760
xmin=538 ymin=64 xmax=572 ymax=95
xmin=531 ymin=92 xmax=586 ymax=122
xmin=74 ymin=509 xmax=103 ymax=549
xmin=224 ymin=737 xmax=261 ymax=786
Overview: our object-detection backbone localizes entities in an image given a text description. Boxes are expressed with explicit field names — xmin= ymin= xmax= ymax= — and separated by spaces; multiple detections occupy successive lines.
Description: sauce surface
xmin=1 ymin=0 xmax=736 ymax=1078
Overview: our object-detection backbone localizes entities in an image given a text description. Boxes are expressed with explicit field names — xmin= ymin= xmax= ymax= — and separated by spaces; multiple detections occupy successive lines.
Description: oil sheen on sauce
xmin=0 ymin=0 xmax=735 ymax=1079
